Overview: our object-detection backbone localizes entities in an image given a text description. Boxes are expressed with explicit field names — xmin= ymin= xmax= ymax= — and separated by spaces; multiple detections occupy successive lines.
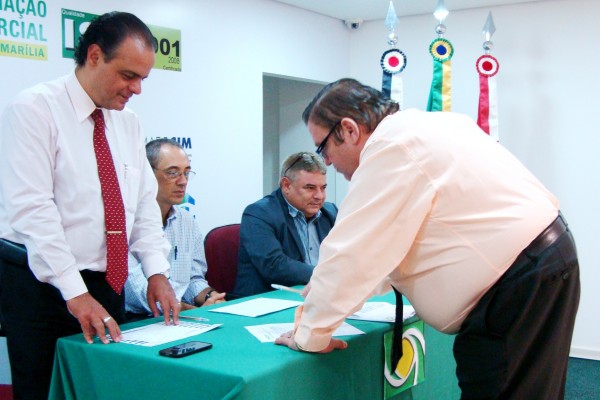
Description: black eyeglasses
xmin=315 ymin=121 xmax=340 ymax=157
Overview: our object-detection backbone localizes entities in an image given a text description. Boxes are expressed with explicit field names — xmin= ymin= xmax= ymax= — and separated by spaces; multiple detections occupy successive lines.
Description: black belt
xmin=523 ymin=213 xmax=567 ymax=259
xmin=0 ymin=239 xmax=28 ymax=267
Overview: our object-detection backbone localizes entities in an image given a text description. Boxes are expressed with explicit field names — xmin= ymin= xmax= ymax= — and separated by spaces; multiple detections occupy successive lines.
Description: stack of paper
xmin=115 ymin=321 xmax=221 ymax=347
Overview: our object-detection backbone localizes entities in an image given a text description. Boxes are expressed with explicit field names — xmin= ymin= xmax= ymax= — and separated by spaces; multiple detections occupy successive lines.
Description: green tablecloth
xmin=49 ymin=290 xmax=459 ymax=400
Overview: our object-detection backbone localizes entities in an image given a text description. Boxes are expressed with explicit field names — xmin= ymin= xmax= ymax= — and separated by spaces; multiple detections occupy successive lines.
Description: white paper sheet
xmin=111 ymin=321 xmax=221 ymax=347
xmin=347 ymin=302 xmax=416 ymax=323
xmin=209 ymin=298 xmax=302 ymax=317
xmin=245 ymin=322 xmax=365 ymax=343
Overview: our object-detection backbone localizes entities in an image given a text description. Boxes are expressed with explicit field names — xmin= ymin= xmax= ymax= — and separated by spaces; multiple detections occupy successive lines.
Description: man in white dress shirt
xmin=0 ymin=12 xmax=178 ymax=399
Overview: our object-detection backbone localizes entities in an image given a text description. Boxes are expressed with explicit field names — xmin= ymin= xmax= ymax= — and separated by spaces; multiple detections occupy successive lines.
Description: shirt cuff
xmin=50 ymin=267 xmax=88 ymax=300
xmin=293 ymin=305 xmax=331 ymax=352
xmin=139 ymin=253 xmax=170 ymax=278
xmin=294 ymin=324 xmax=332 ymax=352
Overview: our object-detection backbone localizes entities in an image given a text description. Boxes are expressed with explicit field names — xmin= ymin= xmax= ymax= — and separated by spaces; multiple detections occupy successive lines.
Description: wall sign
xmin=61 ymin=8 xmax=182 ymax=71
xmin=0 ymin=0 xmax=48 ymax=60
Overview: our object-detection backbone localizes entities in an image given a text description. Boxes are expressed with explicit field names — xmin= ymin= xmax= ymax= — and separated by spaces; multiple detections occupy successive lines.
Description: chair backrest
xmin=204 ymin=224 xmax=240 ymax=294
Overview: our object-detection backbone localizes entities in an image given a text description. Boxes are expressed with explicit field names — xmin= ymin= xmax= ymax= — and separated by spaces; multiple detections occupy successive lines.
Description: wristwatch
xmin=204 ymin=289 xmax=215 ymax=303
xmin=153 ymin=270 xmax=170 ymax=279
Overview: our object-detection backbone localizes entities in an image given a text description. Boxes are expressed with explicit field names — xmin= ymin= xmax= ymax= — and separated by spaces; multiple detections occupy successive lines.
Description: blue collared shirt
xmin=124 ymin=206 xmax=209 ymax=314
xmin=285 ymin=200 xmax=322 ymax=265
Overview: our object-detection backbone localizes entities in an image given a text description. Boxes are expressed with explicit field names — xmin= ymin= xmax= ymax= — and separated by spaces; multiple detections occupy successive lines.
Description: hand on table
xmin=147 ymin=273 xmax=179 ymax=324
xmin=180 ymin=302 xmax=197 ymax=311
xmin=66 ymin=292 xmax=121 ymax=344
xmin=203 ymin=291 xmax=226 ymax=306
xmin=274 ymin=330 xmax=347 ymax=352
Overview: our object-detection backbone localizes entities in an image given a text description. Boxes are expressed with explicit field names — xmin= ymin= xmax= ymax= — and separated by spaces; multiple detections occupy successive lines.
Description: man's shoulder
xmin=244 ymin=190 xmax=284 ymax=220
xmin=11 ymin=75 xmax=69 ymax=107
xmin=246 ymin=190 xmax=281 ymax=211
xmin=169 ymin=207 xmax=203 ymax=239
xmin=321 ymin=201 xmax=338 ymax=215
xmin=172 ymin=206 xmax=197 ymax=223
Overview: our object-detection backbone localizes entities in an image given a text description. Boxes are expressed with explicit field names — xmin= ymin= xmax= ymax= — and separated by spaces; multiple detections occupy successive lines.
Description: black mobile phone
xmin=158 ymin=341 xmax=212 ymax=358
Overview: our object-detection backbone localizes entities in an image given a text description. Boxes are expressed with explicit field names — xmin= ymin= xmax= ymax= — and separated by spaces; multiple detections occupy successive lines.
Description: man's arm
xmin=294 ymin=139 xmax=435 ymax=352
xmin=125 ymin=121 xmax=177 ymax=323
xmin=0 ymin=93 xmax=121 ymax=343
xmin=123 ymin=254 xmax=152 ymax=315
xmin=0 ymin=91 xmax=87 ymax=297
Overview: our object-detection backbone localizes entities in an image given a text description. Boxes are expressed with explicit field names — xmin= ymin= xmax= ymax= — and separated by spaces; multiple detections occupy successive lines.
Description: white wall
xmin=1 ymin=0 xmax=597 ymax=358
xmin=350 ymin=0 xmax=599 ymax=359
xmin=0 ymin=0 xmax=350 ymax=230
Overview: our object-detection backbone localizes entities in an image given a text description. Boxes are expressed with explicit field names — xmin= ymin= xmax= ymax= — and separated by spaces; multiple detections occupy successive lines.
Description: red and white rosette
xmin=381 ymin=48 xmax=407 ymax=108
xmin=476 ymin=54 xmax=500 ymax=141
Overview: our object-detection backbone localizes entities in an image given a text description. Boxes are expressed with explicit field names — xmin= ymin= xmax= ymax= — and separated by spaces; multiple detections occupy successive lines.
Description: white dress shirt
xmin=0 ymin=72 xmax=170 ymax=300
xmin=295 ymin=109 xmax=559 ymax=351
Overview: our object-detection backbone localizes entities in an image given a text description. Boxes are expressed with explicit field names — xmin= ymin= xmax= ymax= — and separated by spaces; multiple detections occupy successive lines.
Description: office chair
xmin=204 ymin=224 xmax=240 ymax=298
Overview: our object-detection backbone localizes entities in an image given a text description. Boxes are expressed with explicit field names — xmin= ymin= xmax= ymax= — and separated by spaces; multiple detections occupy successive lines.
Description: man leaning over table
xmin=125 ymin=138 xmax=225 ymax=319
xmin=0 ymin=12 xmax=179 ymax=400
xmin=234 ymin=152 xmax=338 ymax=298
xmin=275 ymin=78 xmax=580 ymax=400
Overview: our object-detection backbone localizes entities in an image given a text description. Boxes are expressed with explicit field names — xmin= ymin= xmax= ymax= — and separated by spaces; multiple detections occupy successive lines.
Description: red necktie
xmin=91 ymin=109 xmax=128 ymax=294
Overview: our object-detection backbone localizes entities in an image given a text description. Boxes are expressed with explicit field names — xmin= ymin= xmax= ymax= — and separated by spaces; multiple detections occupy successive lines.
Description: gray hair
xmin=145 ymin=138 xmax=184 ymax=169
xmin=280 ymin=152 xmax=326 ymax=181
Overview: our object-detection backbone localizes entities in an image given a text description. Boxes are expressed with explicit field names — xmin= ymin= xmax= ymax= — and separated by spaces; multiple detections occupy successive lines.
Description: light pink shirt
xmin=0 ymin=72 xmax=170 ymax=300
xmin=295 ymin=109 xmax=558 ymax=351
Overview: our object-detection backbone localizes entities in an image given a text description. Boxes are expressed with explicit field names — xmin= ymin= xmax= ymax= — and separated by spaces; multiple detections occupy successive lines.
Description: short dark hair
xmin=74 ymin=11 xmax=156 ymax=67
xmin=302 ymin=78 xmax=399 ymax=143
xmin=145 ymin=138 xmax=184 ymax=169
xmin=280 ymin=152 xmax=326 ymax=181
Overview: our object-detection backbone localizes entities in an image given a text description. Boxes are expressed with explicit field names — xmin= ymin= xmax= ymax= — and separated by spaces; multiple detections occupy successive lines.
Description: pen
xmin=179 ymin=315 xmax=209 ymax=322
xmin=271 ymin=284 xmax=303 ymax=294
xmin=174 ymin=246 xmax=178 ymax=260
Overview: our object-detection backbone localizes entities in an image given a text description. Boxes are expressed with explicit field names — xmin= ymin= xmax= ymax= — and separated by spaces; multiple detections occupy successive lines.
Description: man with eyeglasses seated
xmin=234 ymin=152 xmax=338 ymax=298
xmin=124 ymin=138 xmax=225 ymax=319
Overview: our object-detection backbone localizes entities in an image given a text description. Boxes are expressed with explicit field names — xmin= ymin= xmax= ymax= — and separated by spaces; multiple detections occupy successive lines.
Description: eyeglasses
xmin=315 ymin=121 xmax=340 ymax=157
xmin=153 ymin=168 xmax=196 ymax=181
xmin=282 ymin=153 xmax=311 ymax=178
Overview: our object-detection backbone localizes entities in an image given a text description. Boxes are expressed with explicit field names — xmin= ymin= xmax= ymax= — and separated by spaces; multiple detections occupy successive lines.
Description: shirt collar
xmin=66 ymin=70 xmax=115 ymax=130
xmin=65 ymin=70 xmax=98 ymax=123
xmin=164 ymin=206 xmax=179 ymax=228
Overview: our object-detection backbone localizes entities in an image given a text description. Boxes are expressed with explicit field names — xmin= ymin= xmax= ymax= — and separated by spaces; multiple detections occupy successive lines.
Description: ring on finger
xmin=102 ymin=316 xmax=112 ymax=324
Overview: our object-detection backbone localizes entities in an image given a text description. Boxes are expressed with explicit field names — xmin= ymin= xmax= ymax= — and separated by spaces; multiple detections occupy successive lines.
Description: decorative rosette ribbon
xmin=476 ymin=54 xmax=500 ymax=141
xmin=381 ymin=48 xmax=407 ymax=108
xmin=426 ymin=38 xmax=454 ymax=112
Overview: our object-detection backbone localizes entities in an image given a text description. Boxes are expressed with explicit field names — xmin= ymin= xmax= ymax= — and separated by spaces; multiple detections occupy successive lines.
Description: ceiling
xmin=272 ymin=0 xmax=547 ymax=22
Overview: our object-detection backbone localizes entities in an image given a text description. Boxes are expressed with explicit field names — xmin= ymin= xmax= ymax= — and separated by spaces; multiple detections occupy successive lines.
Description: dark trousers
xmin=0 ymin=255 xmax=125 ymax=400
xmin=454 ymin=214 xmax=580 ymax=400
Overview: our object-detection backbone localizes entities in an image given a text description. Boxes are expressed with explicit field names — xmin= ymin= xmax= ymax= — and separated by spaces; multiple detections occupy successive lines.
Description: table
xmin=49 ymin=290 xmax=459 ymax=400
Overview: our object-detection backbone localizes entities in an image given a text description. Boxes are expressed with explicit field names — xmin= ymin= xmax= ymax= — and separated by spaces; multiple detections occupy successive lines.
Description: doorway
xmin=262 ymin=74 xmax=348 ymax=205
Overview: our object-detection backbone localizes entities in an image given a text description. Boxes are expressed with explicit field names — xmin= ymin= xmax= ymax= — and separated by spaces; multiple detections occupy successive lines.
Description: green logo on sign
xmin=61 ymin=8 xmax=182 ymax=71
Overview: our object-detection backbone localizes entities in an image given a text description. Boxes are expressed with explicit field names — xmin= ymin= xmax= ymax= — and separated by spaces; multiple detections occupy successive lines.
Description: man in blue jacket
xmin=234 ymin=152 xmax=338 ymax=297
